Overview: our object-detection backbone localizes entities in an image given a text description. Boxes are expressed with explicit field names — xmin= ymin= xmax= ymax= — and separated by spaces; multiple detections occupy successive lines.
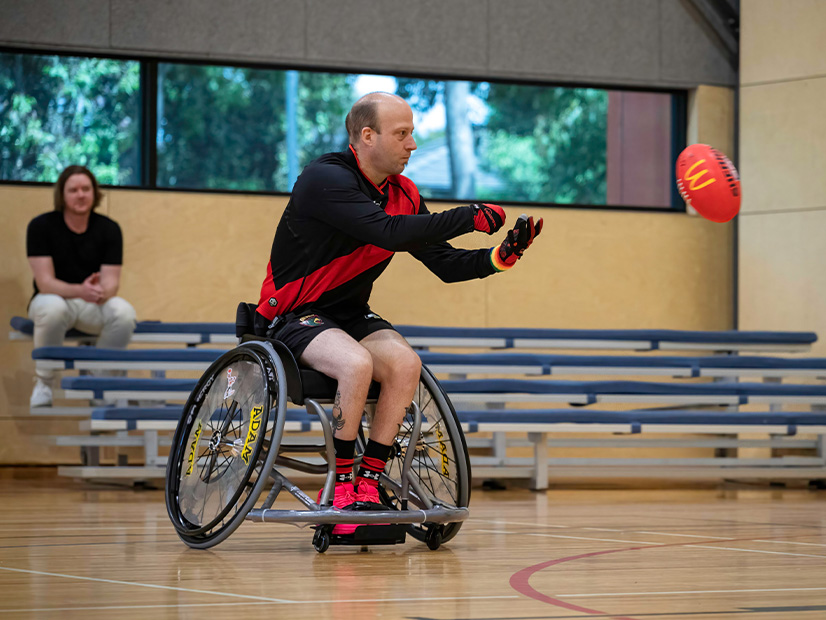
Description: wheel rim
xmin=168 ymin=351 xmax=273 ymax=537
xmin=381 ymin=367 xmax=470 ymax=542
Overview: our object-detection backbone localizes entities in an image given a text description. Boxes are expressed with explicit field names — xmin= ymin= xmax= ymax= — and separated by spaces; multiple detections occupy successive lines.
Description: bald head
xmin=345 ymin=92 xmax=410 ymax=145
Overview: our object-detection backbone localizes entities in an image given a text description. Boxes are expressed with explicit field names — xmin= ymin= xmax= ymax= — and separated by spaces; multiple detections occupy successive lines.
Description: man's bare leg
xmin=299 ymin=328 xmax=373 ymax=441
xmin=299 ymin=329 xmax=373 ymax=530
xmin=350 ymin=329 xmax=421 ymax=499
xmin=359 ymin=330 xmax=422 ymax=445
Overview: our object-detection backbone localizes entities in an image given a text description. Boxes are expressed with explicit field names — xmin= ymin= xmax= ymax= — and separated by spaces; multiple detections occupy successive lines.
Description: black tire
xmin=380 ymin=365 xmax=471 ymax=544
xmin=165 ymin=341 xmax=287 ymax=548
xmin=425 ymin=524 xmax=443 ymax=551
xmin=313 ymin=528 xmax=331 ymax=553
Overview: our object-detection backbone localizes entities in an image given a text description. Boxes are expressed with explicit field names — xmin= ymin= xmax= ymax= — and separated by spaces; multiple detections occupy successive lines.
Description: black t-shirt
xmin=26 ymin=211 xmax=123 ymax=296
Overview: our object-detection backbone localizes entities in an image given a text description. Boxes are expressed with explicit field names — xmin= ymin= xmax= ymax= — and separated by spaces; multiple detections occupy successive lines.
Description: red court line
xmin=509 ymin=535 xmax=780 ymax=620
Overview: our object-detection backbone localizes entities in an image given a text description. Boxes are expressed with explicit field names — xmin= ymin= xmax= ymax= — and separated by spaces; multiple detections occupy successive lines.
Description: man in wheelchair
xmin=253 ymin=92 xmax=542 ymax=535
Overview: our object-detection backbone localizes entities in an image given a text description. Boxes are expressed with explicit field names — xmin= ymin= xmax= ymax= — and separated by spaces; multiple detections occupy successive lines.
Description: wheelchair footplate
xmin=330 ymin=524 xmax=407 ymax=546
xmin=312 ymin=501 xmax=407 ymax=551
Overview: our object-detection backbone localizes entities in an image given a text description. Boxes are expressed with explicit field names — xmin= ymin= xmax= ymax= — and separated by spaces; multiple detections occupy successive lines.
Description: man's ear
xmin=360 ymin=126 xmax=375 ymax=146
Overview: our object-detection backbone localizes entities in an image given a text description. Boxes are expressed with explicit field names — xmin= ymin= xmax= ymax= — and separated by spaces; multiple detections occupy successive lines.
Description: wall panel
xmin=687 ymin=85 xmax=734 ymax=158
xmin=739 ymin=0 xmax=826 ymax=355
xmin=488 ymin=0 xmax=660 ymax=84
xmin=740 ymin=0 xmax=826 ymax=85
xmin=739 ymin=77 xmax=826 ymax=214
xmin=0 ymin=0 xmax=110 ymax=49
xmin=739 ymin=210 xmax=826 ymax=355
xmin=660 ymin=0 xmax=736 ymax=86
xmin=110 ymin=0 xmax=306 ymax=59
xmin=306 ymin=0 xmax=488 ymax=74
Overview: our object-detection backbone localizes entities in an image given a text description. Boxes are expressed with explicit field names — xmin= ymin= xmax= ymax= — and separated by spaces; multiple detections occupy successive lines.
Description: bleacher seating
xmin=11 ymin=316 xmax=819 ymax=352
xmin=33 ymin=346 xmax=826 ymax=378
xmin=47 ymin=375 xmax=826 ymax=408
xmin=11 ymin=316 xmax=826 ymax=487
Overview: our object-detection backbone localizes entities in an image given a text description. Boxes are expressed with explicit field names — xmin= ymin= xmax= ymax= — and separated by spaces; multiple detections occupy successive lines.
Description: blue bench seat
xmin=396 ymin=325 xmax=817 ymax=352
xmin=82 ymin=405 xmax=826 ymax=435
xmin=13 ymin=316 xmax=817 ymax=352
xmin=59 ymin=375 xmax=826 ymax=407
xmin=440 ymin=378 xmax=826 ymax=406
xmin=86 ymin=406 xmax=323 ymax=432
xmin=34 ymin=346 xmax=826 ymax=379
xmin=455 ymin=408 xmax=826 ymax=434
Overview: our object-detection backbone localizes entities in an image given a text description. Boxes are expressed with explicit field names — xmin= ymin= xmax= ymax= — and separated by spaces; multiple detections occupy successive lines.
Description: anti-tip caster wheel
xmin=313 ymin=528 xmax=331 ymax=553
xmin=425 ymin=525 xmax=443 ymax=551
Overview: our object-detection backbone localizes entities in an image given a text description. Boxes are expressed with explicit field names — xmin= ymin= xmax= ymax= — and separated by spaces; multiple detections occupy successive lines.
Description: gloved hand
xmin=490 ymin=214 xmax=543 ymax=271
xmin=471 ymin=203 xmax=506 ymax=235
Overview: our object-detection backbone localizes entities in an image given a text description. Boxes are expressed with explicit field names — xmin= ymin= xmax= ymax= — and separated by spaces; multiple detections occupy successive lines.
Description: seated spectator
xmin=26 ymin=165 xmax=136 ymax=407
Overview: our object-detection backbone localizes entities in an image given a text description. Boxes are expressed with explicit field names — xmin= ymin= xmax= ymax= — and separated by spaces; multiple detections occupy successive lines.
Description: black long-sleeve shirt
xmin=256 ymin=146 xmax=496 ymax=321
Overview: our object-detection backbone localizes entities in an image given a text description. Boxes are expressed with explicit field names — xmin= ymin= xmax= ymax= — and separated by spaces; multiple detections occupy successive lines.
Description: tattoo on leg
xmin=398 ymin=404 xmax=413 ymax=437
xmin=332 ymin=389 xmax=345 ymax=436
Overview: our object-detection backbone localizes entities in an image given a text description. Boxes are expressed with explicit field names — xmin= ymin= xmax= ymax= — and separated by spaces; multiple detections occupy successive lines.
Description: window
xmin=1 ymin=49 xmax=683 ymax=209
xmin=398 ymin=79 xmax=677 ymax=207
xmin=156 ymin=64 xmax=353 ymax=191
xmin=0 ymin=52 xmax=140 ymax=185
xmin=398 ymin=79 xmax=611 ymax=205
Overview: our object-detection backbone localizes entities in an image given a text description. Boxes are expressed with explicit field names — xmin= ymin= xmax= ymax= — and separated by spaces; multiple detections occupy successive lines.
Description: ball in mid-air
xmin=676 ymin=143 xmax=741 ymax=223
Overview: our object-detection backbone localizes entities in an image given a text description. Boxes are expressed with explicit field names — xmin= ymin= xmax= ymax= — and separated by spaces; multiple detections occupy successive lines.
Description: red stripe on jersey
xmin=388 ymin=175 xmax=421 ymax=214
xmin=257 ymin=261 xmax=279 ymax=319
xmin=257 ymin=244 xmax=393 ymax=320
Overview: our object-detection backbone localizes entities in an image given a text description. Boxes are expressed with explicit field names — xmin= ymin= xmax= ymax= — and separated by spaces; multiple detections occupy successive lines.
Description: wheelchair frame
xmin=165 ymin=337 xmax=471 ymax=552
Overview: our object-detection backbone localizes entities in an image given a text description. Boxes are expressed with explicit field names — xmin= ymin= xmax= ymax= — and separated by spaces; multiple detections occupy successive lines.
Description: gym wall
xmin=738 ymin=0 xmax=826 ymax=357
xmin=0 ymin=0 xmax=735 ymax=464
xmin=0 ymin=0 xmax=735 ymax=89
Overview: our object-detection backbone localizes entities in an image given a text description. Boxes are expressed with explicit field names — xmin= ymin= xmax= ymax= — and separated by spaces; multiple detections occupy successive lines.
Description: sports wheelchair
xmin=165 ymin=304 xmax=470 ymax=552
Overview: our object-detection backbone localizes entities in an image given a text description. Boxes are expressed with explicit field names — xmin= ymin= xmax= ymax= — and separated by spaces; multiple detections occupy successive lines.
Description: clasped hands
xmin=79 ymin=272 xmax=105 ymax=304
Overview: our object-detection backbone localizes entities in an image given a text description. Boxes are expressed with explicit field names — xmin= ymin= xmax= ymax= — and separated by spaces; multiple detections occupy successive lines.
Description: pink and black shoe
xmin=355 ymin=479 xmax=383 ymax=505
xmin=317 ymin=482 xmax=358 ymax=535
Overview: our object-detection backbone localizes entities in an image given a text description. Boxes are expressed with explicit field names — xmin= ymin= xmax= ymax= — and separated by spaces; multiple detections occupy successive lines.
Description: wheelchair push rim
xmin=165 ymin=342 xmax=286 ymax=543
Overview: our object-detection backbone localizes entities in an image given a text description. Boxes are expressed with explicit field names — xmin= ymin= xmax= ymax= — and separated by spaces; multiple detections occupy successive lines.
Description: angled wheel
xmin=425 ymin=524 xmax=443 ymax=551
xmin=165 ymin=341 xmax=287 ymax=548
xmin=380 ymin=365 xmax=470 ymax=544
xmin=313 ymin=527 xmax=331 ymax=553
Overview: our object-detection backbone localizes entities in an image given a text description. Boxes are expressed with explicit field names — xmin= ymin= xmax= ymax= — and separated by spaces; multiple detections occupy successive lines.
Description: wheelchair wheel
xmin=165 ymin=341 xmax=287 ymax=548
xmin=380 ymin=365 xmax=470 ymax=544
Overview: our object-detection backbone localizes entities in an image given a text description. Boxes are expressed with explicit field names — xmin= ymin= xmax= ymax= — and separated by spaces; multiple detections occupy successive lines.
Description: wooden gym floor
xmin=0 ymin=470 xmax=824 ymax=620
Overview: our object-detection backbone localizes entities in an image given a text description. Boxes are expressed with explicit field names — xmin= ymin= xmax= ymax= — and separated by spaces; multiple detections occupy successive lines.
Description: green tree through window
xmin=0 ymin=52 xmax=140 ymax=184
xmin=483 ymin=84 xmax=608 ymax=204
xmin=397 ymin=79 xmax=608 ymax=204
xmin=157 ymin=65 xmax=353 ymax=191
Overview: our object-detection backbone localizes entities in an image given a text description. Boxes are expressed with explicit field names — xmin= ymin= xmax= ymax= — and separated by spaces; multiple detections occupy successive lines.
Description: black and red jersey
xmin=256 ymin=146 xmax=496 ymax=321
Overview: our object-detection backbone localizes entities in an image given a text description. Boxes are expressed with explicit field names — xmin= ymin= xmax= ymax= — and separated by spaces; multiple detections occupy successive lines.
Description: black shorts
xmin=256 ymin=305 xmax=395 ymax=361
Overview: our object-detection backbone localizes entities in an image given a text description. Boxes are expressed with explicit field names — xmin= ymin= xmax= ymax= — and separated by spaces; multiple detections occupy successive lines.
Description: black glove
xmin=471 ymin=203 xmax=506 ymax=234
xmin=490 ymin=214 xmax=543 ymax=271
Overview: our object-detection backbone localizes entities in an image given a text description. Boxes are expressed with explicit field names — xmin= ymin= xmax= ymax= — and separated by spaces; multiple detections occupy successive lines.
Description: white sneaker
xmin=30 ymin=378 xmax=53 ymax=408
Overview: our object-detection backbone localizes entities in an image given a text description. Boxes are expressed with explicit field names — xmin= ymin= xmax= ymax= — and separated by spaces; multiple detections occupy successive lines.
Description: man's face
xmin=370 ymin=99 xmax=417 ymax=178
xmin=63 ymin=174 xmax=95 ymax=216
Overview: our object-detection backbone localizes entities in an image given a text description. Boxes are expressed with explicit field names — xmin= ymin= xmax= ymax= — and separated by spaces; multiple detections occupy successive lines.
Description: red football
xmin=675 ymin=144 xmax=741 ymax=223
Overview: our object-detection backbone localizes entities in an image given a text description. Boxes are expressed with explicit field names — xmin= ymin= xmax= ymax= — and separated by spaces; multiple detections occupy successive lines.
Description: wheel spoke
xmin=169 ymin=349 xmax=280 ymax=546
xmin=377 ymin=370 xmax=467 ymax=544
